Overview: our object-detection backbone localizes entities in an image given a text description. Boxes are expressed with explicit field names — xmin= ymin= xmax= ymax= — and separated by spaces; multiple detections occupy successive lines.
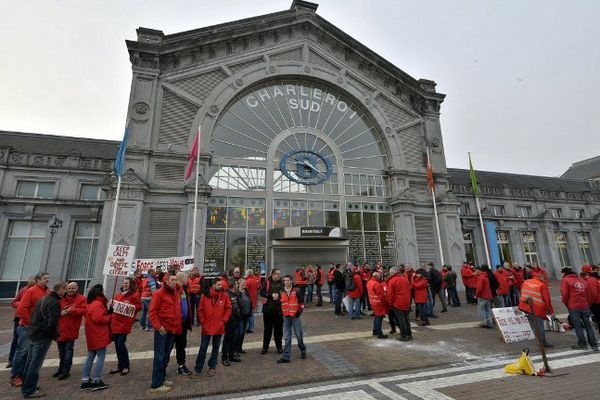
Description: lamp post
xmin=45 ymin=217 xmax=63 ymax=271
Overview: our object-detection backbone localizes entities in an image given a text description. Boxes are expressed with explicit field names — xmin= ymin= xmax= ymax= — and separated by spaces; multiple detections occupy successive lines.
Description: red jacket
xmin=519 ymin=278 xmax=554 ymax=318
xmin=531 ymin=266 xmax=548 ymax=282
xmin=17 ymin=284 xmax=49 ymax=326
xmin=57 ymin=293 xmax=86 ymax=342
xmin=294 ymin=269 xmax=308 ymax=286
xmin=84 ymin=295 xmax=111 ymax=351
xmin=110 ymin=291 xmax=142 ymax=335
xmin=11 ymin=285 xmax=31 ymax=317
xmin=441 ymin=269 xmax=447 ymax=289
xmin=561 ymin=273 xmax=593 ymax=310
xmin=141 ymin=276 xmax=159 ymax=298
xmin=348 ymin=273 xmax=363 ymax=299
xmin=475 ymin=273 xmax=492 ymax=300
xmin=246 ymin=275 xmax=260 ymax=309
xmin=220 ymin=276 xmax=229 ymax=290
xmin=411 ymin=275 xmax=428 ymax=303
xmin=461 ymin=265 xmax=476 ymax=288
xmin=584 ymin=275 xmax=600 ymax=304
xmin=134 ymin=276 xmax=143 ymax=295
xmin=387 ymin=274 xmax=412 ymax=311
xmin=494 ymin=269 xmax=511 ymax=295
xmin=149 ymin=285 xmax=183 ymax=334
xmin=366 ymin=278 xmax=389 ymax=316
xmin=188 ymin=275 xmax=203 ymax=295
xmin=199 ymin=288 xmax=232 ymax=335
xmin=512 ymin=267 xmax=524 ymax=289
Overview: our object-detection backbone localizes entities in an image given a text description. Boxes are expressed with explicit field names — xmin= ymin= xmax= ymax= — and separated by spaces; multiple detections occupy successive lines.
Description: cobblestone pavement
xmin=0 ymin=281 xmax=598 ymax=399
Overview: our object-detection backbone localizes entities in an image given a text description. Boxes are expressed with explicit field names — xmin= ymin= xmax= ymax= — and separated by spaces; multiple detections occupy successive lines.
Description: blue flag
xmin=114 ymin=124 xmax=129 ymax=177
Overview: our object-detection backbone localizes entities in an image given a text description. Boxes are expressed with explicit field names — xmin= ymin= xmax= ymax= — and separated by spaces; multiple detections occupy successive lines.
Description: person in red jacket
xmin=561 ymin=267 xmax=597 ymax=350
xmin=54 ymin=281 xmax=86 ymax=380
xmin=188 ymin=267 xmax=203 ymax=327
xmin=531 ymin=262 xmax=548 ymax=282
xmin=294 ymin=267 xmax=308 ymax=304
xmin=411 ymin=269 xmax=429 ymax=326
xmin=109 ymin=278 xmax=142 ymax=376
xmin=461 ymin=263 xmax=476 ymax=305
xmin=519 ymin=273 xmax=554 ymax=347
xmin=245 ymin=269 xmax=259 ymax=333
xmin=11 ymin=272 xmax=49 ymax=387
xmin=80 ymin=284 xmax=111 ymax=391
xmin=494 ymin=263 xmax=513 ymax=307
xmin=510 ymin=262 xmax=524 ymax=305
xmin=149 ymin=274 xmax=182 ymax=394
xmin=343 ymin=266 xmax=364 ymax=320
xmin=475 ymin=266 xmax=493 ymax=329
xmin=581 ymin=265 xmax=600 ymax=334
xmin=192 ymin=278 xmax=232 ymax=378
xmin=387 ymin=267 xmax=413 ymax=340
xmin=220 ymin=272 xmax=230 ymax=291
xmin=315 ymin=265 xmax=325 ymax=307
xmin=6 ymin=276 xmax=34 ymax=370
xmin=140 ymin=268 xmax=159 ymax=331
xmin=367 ymin=272 xmax=389 ymax=339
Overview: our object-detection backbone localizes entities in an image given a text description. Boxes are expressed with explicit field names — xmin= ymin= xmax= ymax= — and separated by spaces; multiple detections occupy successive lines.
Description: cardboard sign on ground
xmin=492 ymin=306 xmax=535 ymax=343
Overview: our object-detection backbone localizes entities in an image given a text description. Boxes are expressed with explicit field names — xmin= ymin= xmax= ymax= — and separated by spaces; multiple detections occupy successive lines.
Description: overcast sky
xmin=1 ymin=0 xmax=599 ymax=177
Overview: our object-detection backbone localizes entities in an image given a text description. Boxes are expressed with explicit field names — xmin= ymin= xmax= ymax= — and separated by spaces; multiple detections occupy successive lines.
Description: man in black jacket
xmin=427 ymin=263 xmax=447 ymax=314
xmin=332 ymin=264 xmax=346 ymax=316
xmin=222 ymin=278 xmax=242 ymax=365
xmin=21 ymin=281 xmax=67 ymax=398
xmin=260 ymin=268 xmax=284 ymax=354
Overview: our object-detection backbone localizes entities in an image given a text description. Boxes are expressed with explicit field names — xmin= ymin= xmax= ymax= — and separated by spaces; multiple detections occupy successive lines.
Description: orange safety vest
xmin=519 ymin=279 xmax=545 ymax=313
xmin=281 ymin=288 xmax=301 ymax=317
xmin=366 ymin=279 xmax=381 ymax=307
xmin=295 ymin=270 xmax=308 ymax=285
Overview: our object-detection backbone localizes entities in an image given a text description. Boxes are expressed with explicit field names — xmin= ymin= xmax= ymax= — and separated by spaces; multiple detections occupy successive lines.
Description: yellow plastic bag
xmin=504 ymin=348 xmax=535 ymax=375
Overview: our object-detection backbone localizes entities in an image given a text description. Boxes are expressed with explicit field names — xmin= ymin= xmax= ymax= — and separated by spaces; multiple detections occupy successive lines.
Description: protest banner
xmin=492 ymin=306 xmax=535 ymax=343
xmin=111 ymin=300 xmax=136 ymax=318
xmin=203 ymin=259 xmax=221 ymax=278
xmin=133 ymin=256 xmax=194 ymax=274
xmin=103 ymin=244 xmax=135 ymax=276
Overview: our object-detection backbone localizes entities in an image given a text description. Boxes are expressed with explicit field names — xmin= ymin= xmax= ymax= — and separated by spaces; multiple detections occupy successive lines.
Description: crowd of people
xmin=5 ymin=260 xmax=600 ymax=398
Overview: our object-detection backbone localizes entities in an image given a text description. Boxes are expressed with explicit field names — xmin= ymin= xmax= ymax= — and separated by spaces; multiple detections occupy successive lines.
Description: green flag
xmin=468 ymin=153 xmax=480 ymax=197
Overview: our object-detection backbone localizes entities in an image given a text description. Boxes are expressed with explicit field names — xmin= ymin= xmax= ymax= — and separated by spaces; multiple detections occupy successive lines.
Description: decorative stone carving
xmin=234 ymin=78 xmax=244 ymax=88
xmin=385 ymin=127 xmax=393 ymax=136
xmin=133 ymin=102 xmax=149 ymax=115
xmin=336 ymin=77 xmax=345 ymax=86
xmin=267 ymin=65 xmax=277 ymax=74
xmin=303 ymin=65 xmax=312 ymax=74
xmin=209 ymin=104 xmax=220 ymax=116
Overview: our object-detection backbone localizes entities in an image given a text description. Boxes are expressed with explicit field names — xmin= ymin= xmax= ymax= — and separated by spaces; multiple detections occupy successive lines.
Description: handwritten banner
xmin=103 ymin=245 xmax=135 ymax=277
xmin=111 ymin=300 xmax=136 ymax=318
xmin=492 ymin=307 xmax=535 ymax=343
xmin=133 ymin=256 xmax=195 ymax=274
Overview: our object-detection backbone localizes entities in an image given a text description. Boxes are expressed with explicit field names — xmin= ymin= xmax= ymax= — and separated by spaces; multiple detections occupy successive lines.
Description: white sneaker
xmin=163 ymin=380 xmax=174 ymax=387
xmin=150 ymin=385 xmax=171 ymax=394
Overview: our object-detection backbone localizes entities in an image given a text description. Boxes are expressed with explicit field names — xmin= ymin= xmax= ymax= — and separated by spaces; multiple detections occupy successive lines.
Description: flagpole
xmin=469 ymin=152 xmax=492 ymax=267
xmin=103 ymin=174 xmax=122 ymax=289
xmin=427 ymin=148 xmax=445 ymax=266
xmin=191 ymin=129 xmax=201 ymax=261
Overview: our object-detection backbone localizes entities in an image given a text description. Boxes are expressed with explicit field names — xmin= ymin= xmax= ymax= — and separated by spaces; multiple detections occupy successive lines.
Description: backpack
xmin=344 ymin=271 xmax=356 ymax=292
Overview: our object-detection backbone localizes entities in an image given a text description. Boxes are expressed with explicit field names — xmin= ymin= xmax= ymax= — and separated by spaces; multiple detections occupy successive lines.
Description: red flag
xmin=427 ymin=151 xmax=434 ymax=191
xmin=184 ymin=131 xmax=199 ymax=181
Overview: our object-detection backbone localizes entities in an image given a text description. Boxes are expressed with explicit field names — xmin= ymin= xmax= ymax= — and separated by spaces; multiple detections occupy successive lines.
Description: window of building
xmin=549 ymin=208 xmax=562 ymax=219
xmin=490 ymin=204 xmax=504 ymax=217
xmin=554 ymin=231 xmax=571 ymax=267
xmin=577 ymin=232 xmax=593 ymax=265
xmin=496 ymin=231 xmax=512 ymax=264
xmin=459 ymin=203 xmax=470 ymax=216
xmin=522 ymin=231 xmax=539 ymax=264
xmin=572 ymin=209 xmax=585 ymax=219
xmin=344 ymin=173 xmax=387 ymax=197
xmin=80 ymin=184 xmax=105 ymax=200
xmin=516 ymin=206 xmax=531 ymax=218
xmin=67 ymin=223 xmax=100 ymax=293
xmin=0 ymin=221 xmax=47 ymax=298
xmin=346 ymin=202 xmax=395 ymax=266
xmin=463 ymin=230 xmax=476 ymax=264
xmin=16 ymin=181 xmax=55 ymax=199
xmin=209 ymin=165 xmax=266 ymax=191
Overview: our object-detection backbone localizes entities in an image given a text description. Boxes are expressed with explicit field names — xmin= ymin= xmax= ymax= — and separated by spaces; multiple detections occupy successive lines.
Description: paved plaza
xmin=1 ymin=282 xmax=598 ymax=399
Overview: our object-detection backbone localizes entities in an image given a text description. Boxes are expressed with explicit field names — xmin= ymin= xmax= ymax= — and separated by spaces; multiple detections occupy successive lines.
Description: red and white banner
xmin=133 ymin=256 xmax=195 ymax=274
xmin=103 ymin=245 xmax=135 ymax=276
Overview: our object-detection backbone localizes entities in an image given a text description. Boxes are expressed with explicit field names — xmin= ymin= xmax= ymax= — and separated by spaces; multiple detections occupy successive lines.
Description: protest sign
xmin=133 ymin=256 xmax=194 ymax=274
xmin=103 ymin=244 xmax=135 ymax=276
xmin=111 ymin=300 xmax=136 ymax=318
xmin=492 ymin=307 xmax=535 ymax=343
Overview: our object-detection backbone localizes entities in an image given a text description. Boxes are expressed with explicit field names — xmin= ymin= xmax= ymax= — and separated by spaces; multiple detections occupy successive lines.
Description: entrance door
xmin=272 ymin=247 xmax=348 ymax=277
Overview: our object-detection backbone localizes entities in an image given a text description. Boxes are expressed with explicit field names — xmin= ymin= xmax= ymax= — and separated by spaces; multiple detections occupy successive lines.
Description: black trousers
xmin=173 ymin=321 xmax=188 ymax=366
xmin=222 ymin=317 xmax=239 ymax=361
xmin=236 ymin=316 xmax=249 ymax=352
xmin=262 ymin=312 xmax=283 ymax=351
xmin=393 ymin=308 xmax=412 ymax=338
xmin=316 ymin=284 xmax=323 ymax=306
xmin=388 ymin=311 xmax=398 ymax=330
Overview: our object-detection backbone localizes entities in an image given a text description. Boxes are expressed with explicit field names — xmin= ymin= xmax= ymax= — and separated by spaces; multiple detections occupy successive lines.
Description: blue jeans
xmin=345 ymin=296 xmax=361 ymax=319
xmin=8 ymin=318 xmax=19 ymax=365
xmin=140 ymin=298 xmax=151 ymax=329
xmin=57 ymin=340 xmax=75 ymax=374
xmin=570 ymin=308 xmax=597 ymax=348
xmin=248 ymin=311 xmax=255 ymax=332
xmin=189 ymin=294 xmax=200 ymax=325
xmin=82 ymin=348 xmax=106 ymax=382
xmin=21 ymin=338 xmax=52 ymax=397
xmin=334 ymin=288 xmax=343 ymax=313
xmin=426 ymin=288 xmax=434 ymax=316
xmin=527 ymin=313 xmax=546 ymax=344
xmin=328 ymin=284 xmax=334 ymax=303
xmin=373 ymin=315 xmax=384 ymax=336
xmin=10 ymin=325 xmax=29 ymax=378
xmin=282 ymin=316 xmax=306 ymax=361
xmin=477 ymin=298 xmax=493 ymax=327
xmin=306 ymin=285 xmax=314 ymax=303
xmin=151 ymin=331 xmax=174 ymax=388
xmin=113 ymin=333 xmax=129 ymax=370
xmin=194 ymin=335 xmax=222 ymax=372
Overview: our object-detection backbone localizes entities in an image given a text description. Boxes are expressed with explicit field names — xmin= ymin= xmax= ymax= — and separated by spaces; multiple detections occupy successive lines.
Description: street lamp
xmin=45 ymin=217 xmax=63 ymax=271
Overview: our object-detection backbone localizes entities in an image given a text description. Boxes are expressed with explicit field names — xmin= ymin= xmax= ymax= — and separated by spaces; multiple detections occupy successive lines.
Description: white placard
xmin=103 ymin=245 xmax=135 ymax=277
xmin=132 ymin=256 xmax=195 ymax=274
xmin=492 ymin=306 xmax=536 ymax=343
xmin=111 ymin=300 xmax=136 ymax=318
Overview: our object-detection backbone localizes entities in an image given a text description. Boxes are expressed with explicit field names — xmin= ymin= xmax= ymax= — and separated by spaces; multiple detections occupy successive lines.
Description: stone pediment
xmin=126 ymin=1 xmax=444 ymax=114
xmin=101 ymin=168 xmax=148 ymax=189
